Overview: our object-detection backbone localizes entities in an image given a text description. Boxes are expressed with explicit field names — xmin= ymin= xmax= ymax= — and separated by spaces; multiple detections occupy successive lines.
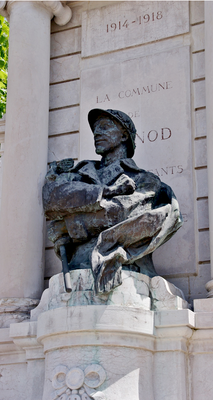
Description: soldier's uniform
xmin=43 ymin=109 xmax=182 ymax=293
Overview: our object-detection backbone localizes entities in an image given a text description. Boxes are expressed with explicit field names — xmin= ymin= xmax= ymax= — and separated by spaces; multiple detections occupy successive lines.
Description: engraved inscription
xmin=96 ymin=81 xmax=173 ymax=104
xmin=106 ymin=11 xmax=163 ymax=33
xmin=137 ymin=128 xmax=172 ymax=144
xmin=118 ymin=82 xmax=172 ymax=99
xmin=96 ymin=94 xmax=110 ymax=104
xmin=148 ymin=165 xmax=184 ymax=177
xmin=82 ymin=2 xmax=189 ymax=57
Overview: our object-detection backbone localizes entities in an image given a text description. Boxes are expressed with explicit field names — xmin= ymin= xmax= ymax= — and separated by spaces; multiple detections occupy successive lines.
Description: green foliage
xmin=0 ymin=16 xmax=9 ymax=119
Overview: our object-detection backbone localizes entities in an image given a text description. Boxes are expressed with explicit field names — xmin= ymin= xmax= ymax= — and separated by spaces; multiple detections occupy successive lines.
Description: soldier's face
xmin=93 ymin=117 xmax=126 ymax=155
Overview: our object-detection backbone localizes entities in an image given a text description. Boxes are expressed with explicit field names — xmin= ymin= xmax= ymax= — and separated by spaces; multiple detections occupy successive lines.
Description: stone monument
xmin=2 ymin=2 xmax=213 ymax=399
xmin=36 ymin=108 xmax=188 ymax=400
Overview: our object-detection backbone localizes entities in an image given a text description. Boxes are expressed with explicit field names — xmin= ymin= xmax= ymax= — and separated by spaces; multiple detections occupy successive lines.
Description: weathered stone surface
xmin=196 ymin=168 xmax=208 ymax=198
xmin=194 ymin=297 xmax=213 ymax=312
xmin=191 ymin=23 xmax=204 ymax=52
xmin=32 ymin=271 xmax=152 ymax=323
xmin=49 ymin=80 xmax=80 ymax=110
xmin=37 ymin=307 xmax=155 ymax=400
xmin=51 ymin=5 xmax=82 ymax=32
xmin=194 ymin=80 xmax=206 ymax=109
xmin=195 ymin=109 xmax=206 ymax=138
xmin=31 ymin=289 xmax=49 ymax=321
xmin=194 ymin=138 xmax=207 ymax=168
xmin=82 ymin=1 xmax=189 ymax=57
xmin=190 ymin=1 xmax=204 ymax=25
xmin=150 ymin=276 xmax=188 ymax=311
xmin=50 ymin=54 xmax=80 ymax=84
xmin=9 ymin=290 xmax=213 ymax=400
xmin=51 ymin=27 xmax=81 ymax=58
xmin=32 ymin=270 xmax=188 ymax=323
xmin=190 ymin=352 xmax=213 ymax=400
xmin=0 ymin=363 xmax=28 ymax=400
xmin=198 ymin=231 xmax=210 ymax=262
xmin=49 ymin=106 xmax=80 ymax=136
xmin=192 ymin=51 xmax=205 ymax=80
xmin=197 ymin=199 xmax=209 ymax=229
xmin=48 ymin=133 xmax=79 ymax=163
xmin=0 ymin=298 xmax=39 ymax=328
xmin=31 ymin=269 xmax=192 ymax=400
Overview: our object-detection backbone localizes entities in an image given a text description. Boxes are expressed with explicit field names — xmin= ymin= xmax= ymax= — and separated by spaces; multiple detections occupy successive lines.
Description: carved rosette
xmin=51 ymin=364 xmax=106 ymax=400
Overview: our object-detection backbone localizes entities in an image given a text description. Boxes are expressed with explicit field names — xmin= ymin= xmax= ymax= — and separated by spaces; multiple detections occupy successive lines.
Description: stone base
xmin=17 ymin=270 xmax=188 ymax=400
xmin=0 ymin=281 xmax=213 ymax=399
xmin=31 ymin=270 xmax=188 ymax=321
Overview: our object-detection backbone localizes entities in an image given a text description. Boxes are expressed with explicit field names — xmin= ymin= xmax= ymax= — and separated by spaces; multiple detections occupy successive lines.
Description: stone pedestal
xmin=10 ymin=270 xmax=186 ymax=400
xmin=38 ymin=305 xmax=155 ymax=400
xmin=8 ymin=285 xmax=213 ymax=400
xmin=31 ymin=269 xmax=188 ymax=321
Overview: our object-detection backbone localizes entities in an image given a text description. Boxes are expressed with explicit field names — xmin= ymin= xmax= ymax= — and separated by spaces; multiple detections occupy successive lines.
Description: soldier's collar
xmin=120 ymin=158 xmax=142 ymax=172
xmin=76 ymin=158 xmax=142 ymax=172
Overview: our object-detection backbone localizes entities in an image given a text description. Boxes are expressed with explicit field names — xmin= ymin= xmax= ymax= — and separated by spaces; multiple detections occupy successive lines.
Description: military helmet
xmin=88 ymin=108 xmax=136 ymax=158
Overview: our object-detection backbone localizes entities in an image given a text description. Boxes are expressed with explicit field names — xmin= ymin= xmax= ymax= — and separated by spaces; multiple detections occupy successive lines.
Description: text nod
xmin=137 ymin=128 xmax=172 ymax=144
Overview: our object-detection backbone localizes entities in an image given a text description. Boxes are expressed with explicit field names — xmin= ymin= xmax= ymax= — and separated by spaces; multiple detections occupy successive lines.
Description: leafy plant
xmin=0 ymin=16 xmax=9 ymax=119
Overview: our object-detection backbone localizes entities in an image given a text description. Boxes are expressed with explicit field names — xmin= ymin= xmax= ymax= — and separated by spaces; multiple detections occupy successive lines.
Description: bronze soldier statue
xmin=43 ymin=109 xmax=182 ymax=294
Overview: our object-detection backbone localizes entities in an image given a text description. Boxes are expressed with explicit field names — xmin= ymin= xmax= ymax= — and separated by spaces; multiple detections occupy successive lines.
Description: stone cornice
xmin=0 ymin=1 xmax=72 ymax=26
xmin=42 ymin=1 xmax=72 ymax=26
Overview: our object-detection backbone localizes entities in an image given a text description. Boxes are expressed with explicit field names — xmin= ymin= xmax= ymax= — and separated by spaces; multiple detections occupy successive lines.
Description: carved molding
xmin=42 ymin=1 xmax=72 ymax=26
xmin=0 ymin=1 xmax=72 ymax=26
xmin=52 ymin=364 xmax=106 ymax=400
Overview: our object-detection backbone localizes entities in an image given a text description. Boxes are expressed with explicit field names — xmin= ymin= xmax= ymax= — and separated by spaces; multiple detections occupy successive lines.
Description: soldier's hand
xmin=103 ymin=174 xmax=136 ymax=198
xmin=54 ymin=235 xmax=72 ymax=261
